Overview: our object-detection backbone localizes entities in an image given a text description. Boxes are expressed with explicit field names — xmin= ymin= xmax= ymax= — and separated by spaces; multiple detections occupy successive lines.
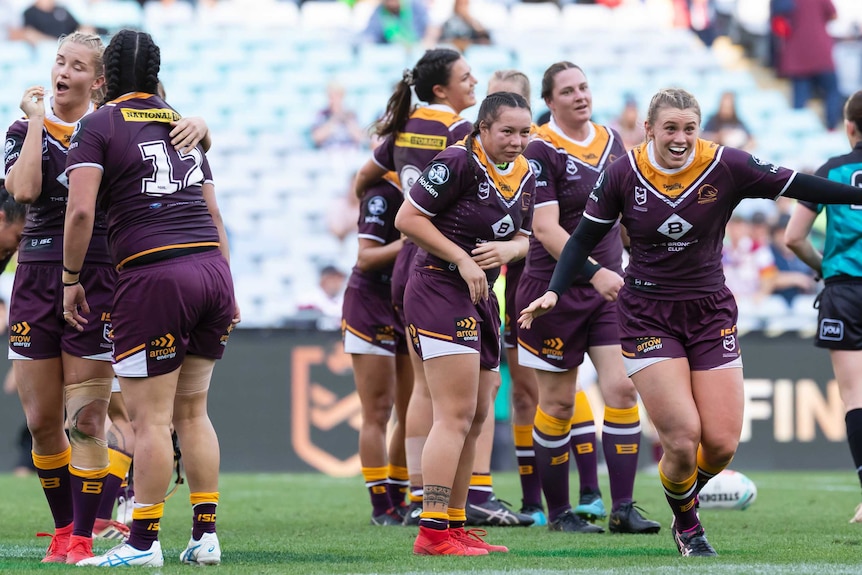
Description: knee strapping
xmin=66 ymin=378 xmax=112 ymax=469
xmin=176 ymin=357 xmax=215 ymax=395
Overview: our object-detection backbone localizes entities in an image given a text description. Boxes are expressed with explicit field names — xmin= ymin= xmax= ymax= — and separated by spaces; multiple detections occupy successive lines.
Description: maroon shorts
xmin=515 ymin=273 xmax=618 ymax=372
xmin=390 ymin=240 xmax=419 ymax=330
xmin=111 ymin=250 xmax=235 ymax=377
xmin=8 ymin=263 xmax=115 ymax=361
xmin=403 ymin=269 xmax=501 ymax=370
xmin=617 ymin=285 xmax=742 ymax=376
xmin=342 ymin=284 xmax=406 ymax=356
xmin=503 ymin=260 xmax=525 ymax=349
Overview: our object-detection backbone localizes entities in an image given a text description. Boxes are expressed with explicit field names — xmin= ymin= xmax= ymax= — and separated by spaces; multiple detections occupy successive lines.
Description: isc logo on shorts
xmin=820 ymin=318 xmax=844 ymax=341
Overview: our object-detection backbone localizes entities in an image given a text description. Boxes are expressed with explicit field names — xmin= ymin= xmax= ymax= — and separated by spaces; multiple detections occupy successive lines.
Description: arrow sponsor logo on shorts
xmin=9 ymin=322 xmax=31 ymax=348
xmin=542 ymin=337 xmax=564 ymax=361
xmin=635 ymin=336 xmax=662 ymax=357
xmin=149 ymin=333 xmax=177 ymax=361
xmin=455 ymin=317 xmax=478 ymax=342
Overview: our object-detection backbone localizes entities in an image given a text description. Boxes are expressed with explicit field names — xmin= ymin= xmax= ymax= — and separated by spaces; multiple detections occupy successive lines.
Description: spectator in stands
xmin=1 ymin=0 xmax=26 ymax=41
xmin=609 ymin=93 xmax=645 ymax=151
xmin=21 ymin=0 xmax=94 ymax=43
xmin=722 ymin=213 xmax=777 ymax=303
xmin=773 ymin=0 xmax=843 ymax=129
xmin=327 ymin=171 xmax=362 ymax=244
xmin=768 ymin=214 xmax=817 ymax=305
xmin=434 ymin=0 xmax=492 ymax=52
xmin=310 ymin=80 xmax=367 ymax=151
xmin=702 ymin=91 xmax=755 ymax=151
xmin=296 ymin=265 xmax=347 ymax=328
xmin=361 ymin=0 xmax=431 ymax=45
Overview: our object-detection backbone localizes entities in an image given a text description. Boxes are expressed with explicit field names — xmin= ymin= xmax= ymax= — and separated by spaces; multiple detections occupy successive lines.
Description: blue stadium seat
xmin=85 ymin=0 xmax=143 ymax=33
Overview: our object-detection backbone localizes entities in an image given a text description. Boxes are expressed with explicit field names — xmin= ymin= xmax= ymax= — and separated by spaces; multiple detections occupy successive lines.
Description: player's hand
xmin=457 ymin=258 xmax=489 ymax=304
xmin=590 ymin=268 xmax=623 ymax=302
xmin=518 ymin=291 xmax=558 ymax=329
xmin=170 ymin=117 xmax=208 ymax=154
xmin=62 ymin=283 xmax=90 ymax=333
xmin=20 ymin=86 xmax=46 ymax=119
xmin=232 ymin=303 xmax=242 ymax=325
xmin=471 ymin=241 xmax=517 ymax=270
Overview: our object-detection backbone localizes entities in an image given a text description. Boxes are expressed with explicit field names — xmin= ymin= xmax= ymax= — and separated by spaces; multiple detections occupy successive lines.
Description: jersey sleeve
xmin=723 ymin=147 xmax=796 ymax=200
xmin=583 ymin=163 xmax=623 ymax=224
xmin=358 ymin=183 xmax=398 ymax=243
xmin=66 ymin=113 xmax=109 ymax=174
xmin=520 ymin=175 xmax=536 ymax=236
xmin=406 ymin=147 xmax=467 ymax=217
xmin=372 ymin=135 xmax=396 ymax=171
xmin=4 ymin=121 xmax=26 ymax=177
xmin=524 ymin=140 xmax=558 ymax=208
xmin=449 ymin=119 xmax=473 ymax=143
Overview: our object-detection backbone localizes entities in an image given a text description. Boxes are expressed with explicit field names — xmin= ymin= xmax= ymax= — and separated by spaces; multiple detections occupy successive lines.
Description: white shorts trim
xmin=82 ymin=351 xmax=114 ymax=362
xmin=418 ymin=333 xmax=478 ymax=361
xmin=113 ymin=349 xmax=148 ymax=378
xmin=711 ymin=356 xmax=744 ymax=370
xmin=623 ymin=356 xmax=673 ymax=377
xmin=111 ymin=377 xmax=121 ymax=393
xmin=343 ymin=331 xmax=395 ymax=357
xmin=8 ymin=349 xmax=30 ymax=360
xmin=518 ymin=345 xmax=567 ymax=373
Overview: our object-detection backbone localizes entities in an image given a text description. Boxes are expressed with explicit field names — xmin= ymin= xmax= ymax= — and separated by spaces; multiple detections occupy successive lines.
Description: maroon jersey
xmin=524 ymin=120 xmax=625 ymax=282
xmin=65 ymin=93 xmax=218 ymax=269
xmin=587 ymin=140 xmax=796 ymax=299
xmin=407 ymin=137 xmax=535 ymax=284
xmin=348 ymin=174 xmax=403 ymax=289
xmin=5 ymin=102 xmax=110 ymax=264
xmin=372 ymin=105 xmax=472 ymax=193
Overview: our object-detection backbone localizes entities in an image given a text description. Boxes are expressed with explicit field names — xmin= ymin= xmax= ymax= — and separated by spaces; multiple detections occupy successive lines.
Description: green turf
xmin=0 ymin=470 xmax=860 ymax=573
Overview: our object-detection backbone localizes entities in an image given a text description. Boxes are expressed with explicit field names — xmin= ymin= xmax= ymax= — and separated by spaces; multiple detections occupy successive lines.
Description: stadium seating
xmin=0 ymin=0 xmax=854 ymax=328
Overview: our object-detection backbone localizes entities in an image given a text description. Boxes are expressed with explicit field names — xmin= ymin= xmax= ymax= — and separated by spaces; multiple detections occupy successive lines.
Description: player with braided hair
xmin=63 ymin=29 xmax=237 ymax=567
xmin=396 ymin=91 xmax=535 ymax=555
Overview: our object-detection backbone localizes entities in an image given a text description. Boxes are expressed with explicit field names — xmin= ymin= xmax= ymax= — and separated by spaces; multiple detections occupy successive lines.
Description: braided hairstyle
xmin=101 ymin=29 xmax=161 ymax=105
xmin=464 ymin=91 xmax=531 ymax=179
xmin=375 ymin=48 xmax=461 ymax=138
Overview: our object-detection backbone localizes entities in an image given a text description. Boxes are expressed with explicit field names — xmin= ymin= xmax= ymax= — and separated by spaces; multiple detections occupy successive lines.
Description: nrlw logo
xmin=149 ymin=333 xmax=177 ymax=361
xmin=291 ymin=342 xmax=361 ymax=477
xmin=9 ymin=322 xmax=31 ymax=348
xmin=455 ymin=317 xmax=479 ymax=341
xmin=542 ymin=337 xmax=564 ymax=360
xmin=634 ymin=186 xmax=647 ymax=206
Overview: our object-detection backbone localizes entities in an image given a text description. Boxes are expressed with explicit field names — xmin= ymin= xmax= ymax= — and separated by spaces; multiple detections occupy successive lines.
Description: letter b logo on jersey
xmin=492 ymin=214 xmax=515 ymax=239
xmin=658 ymin=214 xmax=693 ymax=240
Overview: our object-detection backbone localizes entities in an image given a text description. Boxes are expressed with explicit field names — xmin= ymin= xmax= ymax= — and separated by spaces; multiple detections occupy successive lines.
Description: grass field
xmin=1 ymin=470 xmax=860 ymax=573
